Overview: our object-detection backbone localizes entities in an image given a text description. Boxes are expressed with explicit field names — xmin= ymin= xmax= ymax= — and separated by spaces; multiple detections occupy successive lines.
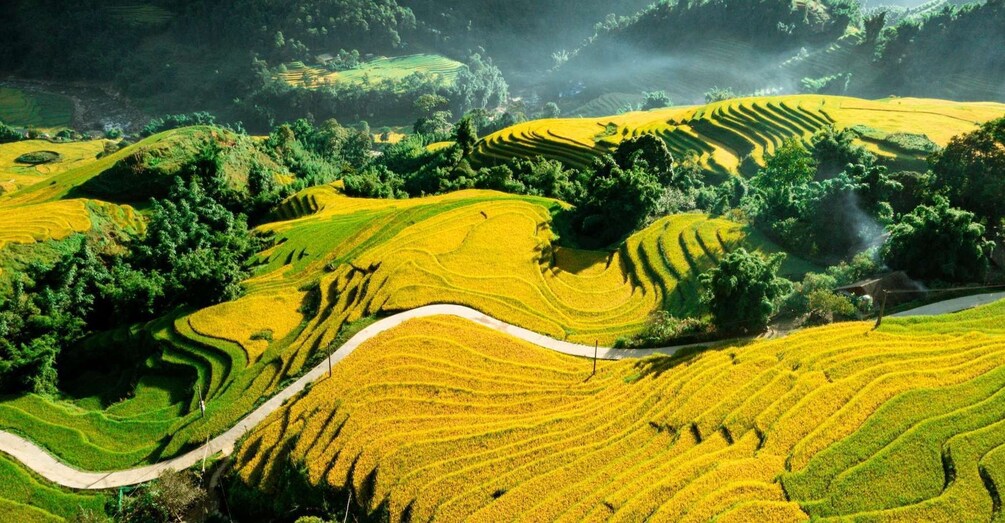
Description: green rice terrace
xmin=0 ymin=0 xmax=1004 ymax=521
xmin=277 ymin=54 xmax=466 ymax=90
xmin=0 ymin=88 xmax=74 ymax=130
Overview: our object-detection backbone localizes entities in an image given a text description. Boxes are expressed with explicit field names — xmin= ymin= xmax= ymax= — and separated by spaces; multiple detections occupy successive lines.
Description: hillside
xmin=556 ymin=0 xmax=1005 ymax=110
xmin=0 ymin=183 xmax=812 ymax=478
xmin=475 ymin=95 xmax=1005 ymax=175
xmin=234 ymin=299 xmax=1005 ymax=521
xmin=0 ymin=101 xmax=999 ymax=520
xmin=1 ymin=0 xmax=1004 ymax=520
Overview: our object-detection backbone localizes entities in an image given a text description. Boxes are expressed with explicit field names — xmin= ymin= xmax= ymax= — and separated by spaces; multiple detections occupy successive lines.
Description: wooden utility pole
xmin=202 ymin=434 xmax=209 ymax=473
xmin=875 ymin=290 xmax=889 ymax=329
xmin=592 ymin=340 xmax=598 ymax=376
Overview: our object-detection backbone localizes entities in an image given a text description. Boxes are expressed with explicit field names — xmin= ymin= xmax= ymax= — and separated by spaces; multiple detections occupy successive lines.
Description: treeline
xmin=0 ymin=146 xmax=264 ymax=394
xmin=554 ymin=0 xmax=1004 ymax=106
xmin=861 ymin=0 xmax=1005 ymax=100
xmin=0 ymin=0 xmax=510 ymax=126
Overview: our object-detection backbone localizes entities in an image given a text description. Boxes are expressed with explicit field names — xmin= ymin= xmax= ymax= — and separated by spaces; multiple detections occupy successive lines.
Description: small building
xmin=835 ymin=271 xmax=923 ymax=306
xmin=316 ymin=53 xmax=335 ymax=65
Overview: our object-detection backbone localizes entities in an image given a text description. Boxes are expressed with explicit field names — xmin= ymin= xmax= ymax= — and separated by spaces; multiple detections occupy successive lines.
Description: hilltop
xmin=475 ymin=95 xmax=1005 ymax=175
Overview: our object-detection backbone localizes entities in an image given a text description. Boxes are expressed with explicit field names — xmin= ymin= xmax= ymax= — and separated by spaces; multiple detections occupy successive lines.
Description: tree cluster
xmin=0 ymin=153 xmax=260 ymax=394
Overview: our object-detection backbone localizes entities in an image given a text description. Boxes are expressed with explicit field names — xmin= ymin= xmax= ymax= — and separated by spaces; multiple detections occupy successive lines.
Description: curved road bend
xmin=0 ymin=304 xmax=711 ymax=490
xmin=3 ymin=294 xmax=1001 ymax=490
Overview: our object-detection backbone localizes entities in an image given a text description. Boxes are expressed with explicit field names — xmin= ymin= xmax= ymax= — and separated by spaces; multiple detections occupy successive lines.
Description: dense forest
xmin=553 ymin=0 xmax=1005 ymax=107
xmin=1 ymin=0 xmax=1003 ymax=128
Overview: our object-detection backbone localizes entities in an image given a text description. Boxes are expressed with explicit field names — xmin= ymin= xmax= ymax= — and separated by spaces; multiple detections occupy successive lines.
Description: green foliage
xmin=413 ymin=110 xmax=454 ymax=138
xmin=701 ymin=248 xmax=792 ymax=333
xmin=930 ymin=116 xmax=1005 ymax=227
xmin=542 ymin=102 xmax=561 ymax=119
xmin=811 ymin=125 xmax=874 ymax=179
xmin=455 ymin=117 xmax=478 ymax=157
xmin=141 ymin=112 xmax=218 ymax=137
xmin=799 ymin=73 xmax=851 ymax=95
xmin=641 ymin=90 xmax=672 ymax=110
xmin=414 ymin=94 xmax=448 ymax=116
xmin=616 ymin=311 xmax=712 ymax=348
xmin=264 ymin=118 xmax=373 ymax=194
xmin=575 ymin=156 xmax=663 ymax=245
xmin=13 ymin=151 xmax=61 ymax=165
xmin=743 ymin=138 xmax=898 ymax=262
xmin=119 ymin=469 xmax=210 ymax=523
xmin=882 ymin=197 xmax=995 ymax=282
xmin=612 ymin=133 xmax=676 ymax=185
xmin=132 ymin=178 xmax=257 ymax=308
xmin=0 ymin=120 xmax=23 ymax=144
xmin=755 ymin=138 xmax=816 ymax=189
xmin=0 ymin=166 xmax=259 ymax=393
xmin=704 ymin=86 xmax=737 ymax=104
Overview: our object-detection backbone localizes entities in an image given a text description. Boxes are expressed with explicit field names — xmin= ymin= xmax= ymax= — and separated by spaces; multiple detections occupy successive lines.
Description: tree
xmin=613 ymin=133 xmax=676 ymax=185
xmin=413 ymin=110 xmax=453 ymax=137
xmin=701 ymin=249 xmax=791 ymax=333
xmin=132 ymin=177 xmax=256 ymax=308
xmin=414 ymin=94 xmax=448 ymax=116
xmin=455 ymin=117 xmax=478 ymax=157
xmin=0 ymin=120 xmax=22 ymax=144
xmin=882 ymin=197 xmax=995 ymax=282
xmin=930 ymin=117 xmax=1005 ymax=228
xmin=120 ymin=469 xmax=210 ymax=523
xmin=641 ymin=90 xmax=672 ymax=111
xmin=704 ymin=86 xmax=737 ymax=104
xmin=749 ymin=138 xmax=817 ymax=221
xmin=542 ymin=102 xmax=561 ymax=119
xmin=576 ymin=156 xmax=662 ymax=244
xmin=0 ymin=241 xmax=110 ymax=394
xmin=757 ymin=138 xmax=816 ymax=187
xmin=811 ymin=125 xmax=874 ymax=179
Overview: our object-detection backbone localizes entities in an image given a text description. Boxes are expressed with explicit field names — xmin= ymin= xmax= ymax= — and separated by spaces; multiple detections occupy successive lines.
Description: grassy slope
xmin=0 ymin=94 xmax=995 ymax=517
xmin=0 ymin=185 xmax=806 ymax=473
xmin=0 ymin=88 xmax=74 ymax=130
xmin=474 ymin=95 xmax=1005 ymax=175
xmin=0 ymin=454 xmax=107 ymax=522
xmin=0 ymin=139 xmax=109 ymax=196
xmin=234 ymin=299 xmax=1005 ymax=522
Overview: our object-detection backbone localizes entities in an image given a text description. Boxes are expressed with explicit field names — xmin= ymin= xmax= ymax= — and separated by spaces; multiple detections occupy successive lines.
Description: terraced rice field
xmin=253 ymin=187 xmax=806 ymax=348
xmin=0 ymin=187 xmax=803 ymax=472
xmin=277 ymin=54 xmax=465 ymax=90
xmin=0 ymin=455 xmax=105 ymax=522
xmin=0 ymin=88 xmax=74 ymax=129
xmin=0 ymin=127 xmax=222 ymax=206
xmin=235 ymin=299 xmax=1005 ymax=522
xmin=0 ymin=140 xmax=107 ymax=195
xmin=105 ymin=3 xmax=174 ymax=26
xmin=0 ymin=200 xmax=92 ymax=250
xmin=474 ymin=95 xmax=1005 ymax=175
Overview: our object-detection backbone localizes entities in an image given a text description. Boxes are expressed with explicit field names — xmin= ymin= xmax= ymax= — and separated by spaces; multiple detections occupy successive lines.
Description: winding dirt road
xmin=0 ymin=294 xmax=999 ymax=490
xmin=0 ymin=305 xmax=710 ymax=490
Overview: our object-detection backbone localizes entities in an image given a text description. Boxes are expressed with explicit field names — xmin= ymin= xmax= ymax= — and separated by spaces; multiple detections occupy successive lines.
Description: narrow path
xmin=891 ymin=292 xmax=1005 ymax=317
xmin=5 ymin=294 xmax=1000 ymax=491
xmin=0 ymin=305 xmax=713 ymax=490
